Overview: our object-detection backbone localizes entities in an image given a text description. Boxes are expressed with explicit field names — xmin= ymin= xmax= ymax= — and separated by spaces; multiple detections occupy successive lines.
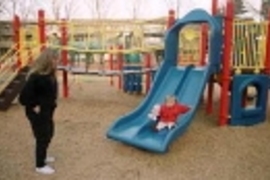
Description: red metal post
xmin=27 ymin=48 xmax=33 ymax=64
xmin=118 ymin=45 xmax=123 ymax=90
xmin=205 ymin=24 xmax=214 ymax=114
xmin=167 ymin=9 xmax=176 ymax=29
xmin=13 ymin=15 xmax=21 ymax=70
xmin=61 ymin=19 xmax=69 ymax=98
xmin=241 ymin=89 xmax=248 ymax=107
xmin=145 ymin=53 xmax=151 ymax=94
xmin=263 ymin=8 xmax=270 ymax=114
xmin=38 ymin=10 xmax=46 ymax=51
xmin=200 ymin=24 xmax=208 ymax=66
xmin=219 ymin=0 xmax=234 ymax=126
xmin=212 ymin=0 xmax=218 ymax=15
xmin=264 ymin=9 xmax=270 ymax=75
xmin=206 ymin=0 xmax=219 ymax=114
xmin=206 ymin=75 xmax=214 ymax=114
xmin=167 ymin=9 xmax=176 ymax=63
xmin=109 ymin=46 xmax=114 ymax=86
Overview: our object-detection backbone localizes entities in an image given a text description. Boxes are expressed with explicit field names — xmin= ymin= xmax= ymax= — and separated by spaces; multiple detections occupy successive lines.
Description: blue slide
xmin=107 ymin=9 xmax=223 ymax=153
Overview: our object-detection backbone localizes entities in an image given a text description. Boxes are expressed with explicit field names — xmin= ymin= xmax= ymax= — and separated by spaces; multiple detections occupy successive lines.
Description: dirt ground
xmin=0 ymin=76 xmax=270 ymax=180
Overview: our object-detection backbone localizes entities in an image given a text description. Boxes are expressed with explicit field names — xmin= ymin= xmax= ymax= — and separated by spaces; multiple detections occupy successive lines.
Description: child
xmin=149 ymin=95 xmax=190 ymax=131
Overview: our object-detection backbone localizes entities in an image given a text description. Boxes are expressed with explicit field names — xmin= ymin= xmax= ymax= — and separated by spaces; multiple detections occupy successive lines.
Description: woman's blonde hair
xmin=29 ymin=48 xmax=59 ymax=76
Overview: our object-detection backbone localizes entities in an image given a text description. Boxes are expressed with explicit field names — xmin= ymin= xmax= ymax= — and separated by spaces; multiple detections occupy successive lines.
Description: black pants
xmin=25 ymin=105 xmax=55 ymax=168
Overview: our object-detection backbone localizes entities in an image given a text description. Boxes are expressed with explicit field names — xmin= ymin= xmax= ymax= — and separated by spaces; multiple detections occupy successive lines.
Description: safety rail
xmin=47 ymin=44 xmax=164 ymax=54
xmin=18 ymin=18 xmax=166 ymax=62
xmin=65 ymin=21 xmax=151 ymax=50
xmin=17 ymin=17 xmax=270 ymax=74
xmin=232 ymin=20 xmax=268 ymax=74
xmin=40 ymin=17 xmax=166 ymax=27
xmin=0 ymin=44 xmax=17 ymax=64
xmin=0 ymin=50 xmax=20 ymax=94
xmin=0 ymin=46 xmax=41 ymax=94
xmin=40 ymin=18 xmax=165 ymax=53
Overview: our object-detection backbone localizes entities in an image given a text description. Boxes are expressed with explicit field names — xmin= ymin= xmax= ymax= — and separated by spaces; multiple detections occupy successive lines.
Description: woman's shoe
xmin=36 ymin=165 xmax=55 ymax=175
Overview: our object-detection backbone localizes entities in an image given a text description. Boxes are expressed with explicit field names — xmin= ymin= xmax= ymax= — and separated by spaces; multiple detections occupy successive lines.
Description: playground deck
xmin=0 ymin=76 xmax=269 ymax=180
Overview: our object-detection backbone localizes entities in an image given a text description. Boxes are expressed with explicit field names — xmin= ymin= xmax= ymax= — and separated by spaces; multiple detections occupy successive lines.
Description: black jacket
xmin=19 ymin=73 xmax=58 ymax=107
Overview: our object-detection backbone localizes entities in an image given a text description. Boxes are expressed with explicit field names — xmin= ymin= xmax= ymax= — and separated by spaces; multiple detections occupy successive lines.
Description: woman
xmin=19 ymin=48 xmax=59 ymax=175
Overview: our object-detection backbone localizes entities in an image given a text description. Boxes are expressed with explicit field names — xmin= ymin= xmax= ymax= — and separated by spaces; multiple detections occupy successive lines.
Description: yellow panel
xmin=233 ymin=20 xmax=268 ymax=73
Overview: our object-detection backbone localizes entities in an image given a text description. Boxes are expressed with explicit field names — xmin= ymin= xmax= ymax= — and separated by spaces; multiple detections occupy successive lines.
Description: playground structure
xmin=0 ymin=10 xmax=217 ymax=99
xmin=0 ymin=0 xmax=269 ymax=151
xmin=0 ymin=8 xmax=218 ymax=99
xmin=0 ymin=10 xmax=169 ymax=110
xmin=107 ymin=0 xmax=270 ymax=153
xmin=0 ymin=8 xmax=207 ymax=100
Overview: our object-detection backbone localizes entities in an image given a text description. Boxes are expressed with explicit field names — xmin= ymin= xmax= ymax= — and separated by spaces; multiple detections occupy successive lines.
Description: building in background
xmin=0 ymin=21 xmax=13 ymax=56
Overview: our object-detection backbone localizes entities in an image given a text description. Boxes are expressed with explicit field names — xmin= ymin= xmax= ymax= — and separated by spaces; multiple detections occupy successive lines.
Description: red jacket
xmin=159 ymin=103 xmax=190 ymax=123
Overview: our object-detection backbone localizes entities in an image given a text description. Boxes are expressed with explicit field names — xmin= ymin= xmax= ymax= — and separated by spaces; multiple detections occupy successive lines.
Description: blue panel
xmin=123 ymin=66 xmax=130 ymax=92
xmin=230 ymin=75 xmax=268 ymax=126
xmin=123 ymin=66 xmax=143 ymax=93
xmin=133 ymin=66 xmax=142 ymax=94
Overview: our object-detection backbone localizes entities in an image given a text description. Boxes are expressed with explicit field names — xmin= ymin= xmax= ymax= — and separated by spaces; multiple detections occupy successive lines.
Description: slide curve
xmin=106 ymin=9 xmax=223 ymax=153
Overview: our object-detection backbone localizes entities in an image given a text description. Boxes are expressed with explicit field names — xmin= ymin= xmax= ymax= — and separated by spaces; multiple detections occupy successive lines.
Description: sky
xmin=1 ymin=0 xmax=263 ymax=20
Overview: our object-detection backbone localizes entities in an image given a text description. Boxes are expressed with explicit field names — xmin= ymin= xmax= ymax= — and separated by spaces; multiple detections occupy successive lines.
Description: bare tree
xmin=234 ymin=0 xmax=248 ymax=16
xmin=131 ymin=0 xmax=142 ymax=19
xmin=18 ymin=0 xmax=37 ymax=20
xmin=164 ymin=0 xmax=181 ymax=17
xmin=261 ymin=0 xmax=270 ymax=20
xmin=241 ymin=0 xmax=265 ymax=20
xmin=51 ymin=0 xmax=62 ymax=20
xmin=0 ymin=0 xmax=7 ymax=14
xmin=84 ymin=0 xmax=113 ymax=19
xmin=6 ymin=0 xmax=17 ymax=17
xmin=48 ymin=0 xmax=78 ymax=20
xmin=63 ymin=0 xmax=79 ymax=20
xmin=3 ymin=0 xmax=36 ymax=20
xmin=0 ymin=0 xmax=4 ymax=11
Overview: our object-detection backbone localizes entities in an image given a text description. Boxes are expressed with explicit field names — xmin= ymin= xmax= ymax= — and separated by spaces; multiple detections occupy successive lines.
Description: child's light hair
xmin=165 ymin=95 xmax=177 ymax=102
xmin=29 ymin=48 xmax=59 ymax=76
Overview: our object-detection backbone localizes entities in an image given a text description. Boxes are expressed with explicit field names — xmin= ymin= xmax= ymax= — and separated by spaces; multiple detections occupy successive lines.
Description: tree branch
xmin=0 ymin=0 xmax=9 ymax=16
xmin=64 ymin=0 xmax=79 ymax=19
xmin=243 ymin=0 xmax=263 ymax=20
xmin=131 ymin=0 xmax=142 ymax=19
xmin=84 ymin=0 xmax=113 ymax=19
xmin=163 ymin=0 xmax=181 ymax=17
xmin=51 ymin=0 xmax=62 ymax=20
